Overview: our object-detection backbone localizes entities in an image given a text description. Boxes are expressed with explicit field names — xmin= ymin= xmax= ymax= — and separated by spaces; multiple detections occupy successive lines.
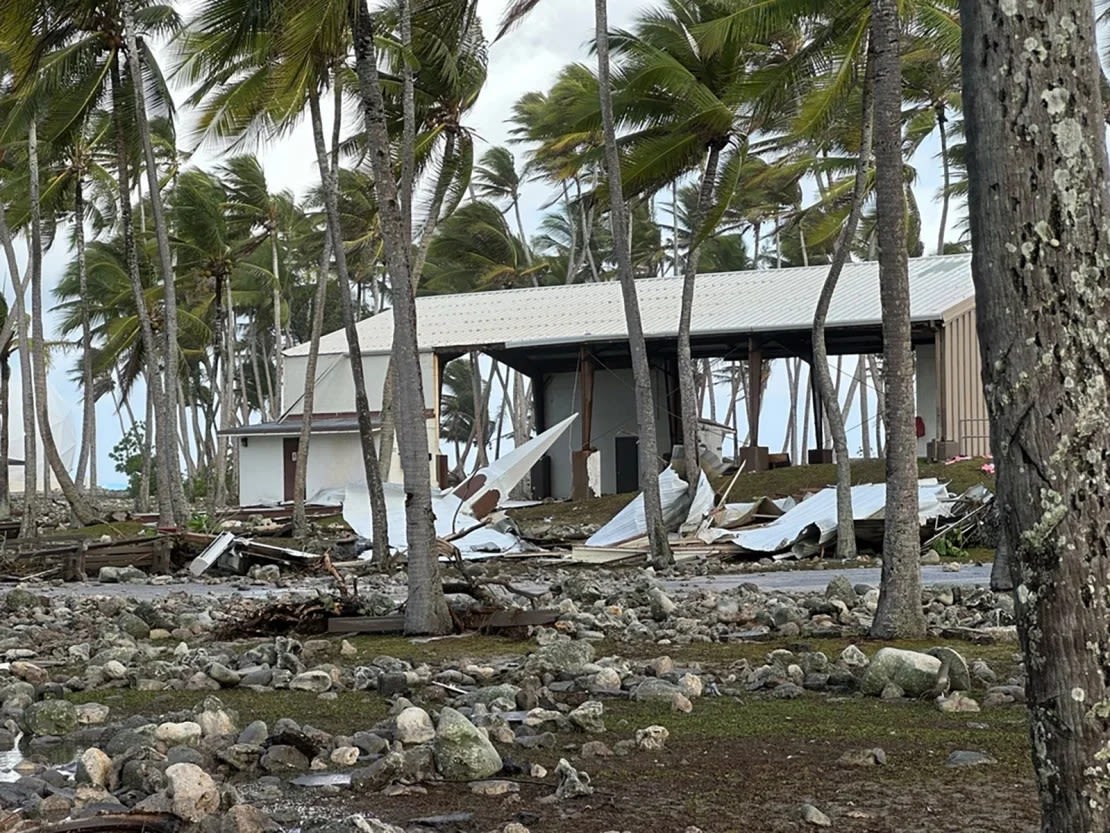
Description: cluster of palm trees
xmin=1 ymin=0 xmax=965 ymax=632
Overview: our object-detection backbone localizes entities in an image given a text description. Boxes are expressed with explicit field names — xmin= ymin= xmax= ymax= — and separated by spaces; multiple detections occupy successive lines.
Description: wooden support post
xmin=571 ymin=349 xmax=596 ymax=501
xmin=740 ymin=337 xmax=768 ymax=471
xmin=152 ymin=537 xmax=171 ymax=575
xmin=807 ymin=354 xmax=833 ymax=464
xmin=530 ymin=371 xmax=549 ymax=499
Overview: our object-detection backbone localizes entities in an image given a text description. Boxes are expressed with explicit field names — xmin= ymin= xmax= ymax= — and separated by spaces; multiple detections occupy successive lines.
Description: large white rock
xmin=394 ymin=707 xmax=435 ymax=745
xmin=164 ymin=762 xmax=220 ymax=822
xmin=860 ymin=648 xmax=942 ymax=697
xmin=76 ymin=748 xmax=112 ymax=787
xmin=155 ymin=721 xmax=203 ymax=747
xmin=433 ymin=707 xmax=502 ymax=782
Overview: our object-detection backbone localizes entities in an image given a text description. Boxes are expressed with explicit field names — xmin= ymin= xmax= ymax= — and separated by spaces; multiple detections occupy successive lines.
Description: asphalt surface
xmin=12 ymin=563 xmax=993 ymax=600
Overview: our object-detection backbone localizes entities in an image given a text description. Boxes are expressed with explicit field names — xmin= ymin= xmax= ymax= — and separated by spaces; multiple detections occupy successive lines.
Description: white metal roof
xmin=286 ymin=253 xmax=974 ymax=358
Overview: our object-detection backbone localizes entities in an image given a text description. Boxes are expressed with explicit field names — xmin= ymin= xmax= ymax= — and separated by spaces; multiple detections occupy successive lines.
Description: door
xmin=283 ymin=437 xmax=300 ymax=502
xmin=614 ymin=435 xmax=639 ymax=494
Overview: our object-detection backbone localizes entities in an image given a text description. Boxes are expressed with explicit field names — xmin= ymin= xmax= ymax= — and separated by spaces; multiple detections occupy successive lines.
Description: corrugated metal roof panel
xmin=287 ymin=253 xmax=973 ymax=357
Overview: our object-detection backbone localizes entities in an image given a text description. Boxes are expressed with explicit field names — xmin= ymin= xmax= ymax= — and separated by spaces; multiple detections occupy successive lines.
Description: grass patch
xmin=601 ymin=694 xmax=1031 ymax=771
xmin=40 ymin=521 xmax=154 ymax=541
xmin=716 ymin=459 xmax=995 ymax=503
xmin=508 ymin=493 xmax=636 ymax=532
xmin=67 ymin=688 xmax=389 ymax=735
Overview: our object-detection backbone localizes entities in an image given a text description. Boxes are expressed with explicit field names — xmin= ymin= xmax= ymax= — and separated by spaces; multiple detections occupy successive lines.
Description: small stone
xmin=102 ymin=660 xmax=128 ymax=680
xmin=10 ymin=661 xmax=48 ymax=685
xmin=554 ymin=758 xmax=593 ymax=799
xmin=839 ymin=645 xmax=869 ymax=670
xmin=340 ymin=640 xmax=358 ymax=658
xmin=76 ymin=748 xmax=112 ymax=787
xmin=469 ymin=779 xmax=519 ymax=797
xmin=920 ymin=549 xmax=941 ymax=565
xmin=580 ymin=741 xmax=613 ymax=758
xmin=238 ymin=721 xmax=268 ymax=745
xmin=394 ymin=707 xmax=435 ymax=745
xmin=196 ymin=699 xmax=238 ymax=737
xmin=260 ymin=745 xmax=310 ymax=772
xmin=937 ymin=692 xmax=980 ymax=713
xmin=220 ymin=804 xmax=280 ymax=833
xmin=837 ymin=747 xmax=887 ymax=767
xmin=330 ymin=746 xmax=360 ymax=767
xmin=824 ymin=575 xmax=858 ymax=607
xmin=860 ymin=648 xmax=942 ymax=697
xmin=671 ymin=692 xmax=694 ymax=713
xmin=801 ymin=803 xmax=832 ymax=827
xmin=164 ymin=762 xmax=220 ymax=822
xmin=633 ymin=678 xmax=683 ymax=702
xmin=880 ymin=682 xmax=905 ymax=700
xmin=530 ymin=763 xmax=547 ymax=779
xmin=942 ymin=561 xmax=962 ymax=572
xmin=648 ymin=587 xmax=677 ymax=620
xmin=946 ymin=750 xmax=997 ymax=767
xmin=289 ymin=670 xmax=332 ymax=693
xmin=502 ymin=824 xmax=531 ymax=833
xmin=207 ymin=663 xmax=242 ymax=687
xmin=592 ymin=668 xmax=622 ymax=692
xmin=634 ymin=725 xmax=669 ymax=751
xmin=569 ymin=701 xmax=605 ymax=734
xmin=155 ymin=722 xmax=203 ymax=747
xmin=76 ymin=703 xmax=110 ymax=725
xmin=677 ymin=673 xmax=703 ymax=698
xmin=350 ymin=751 xmax=405 ymax=792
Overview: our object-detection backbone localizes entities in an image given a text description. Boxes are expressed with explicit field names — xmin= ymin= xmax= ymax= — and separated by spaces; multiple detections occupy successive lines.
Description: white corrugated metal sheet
xmin=287 ymin=254 xmax=973 ymax=357
xmin=727 ymin=478 xmax=952 ymax=556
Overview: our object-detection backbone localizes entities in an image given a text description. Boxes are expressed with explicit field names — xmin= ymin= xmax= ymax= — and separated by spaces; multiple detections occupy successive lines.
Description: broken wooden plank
xmin=327 ymin=615 xmax=406 ymax=634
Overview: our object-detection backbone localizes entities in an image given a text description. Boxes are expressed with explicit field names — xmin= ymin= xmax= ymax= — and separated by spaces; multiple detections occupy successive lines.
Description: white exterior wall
xmin=283 ymin=352 xmax=437 ymax=415
xmin=915 ymin=343 xmax=938 ymax=458
xmin=543 ymin=365 xmax=672 ymax=498
xmin=237 ymin=436 xmax=286 ymax=505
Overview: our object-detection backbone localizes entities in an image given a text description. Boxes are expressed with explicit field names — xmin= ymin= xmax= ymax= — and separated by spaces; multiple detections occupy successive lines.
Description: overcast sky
xmin=6 ymin=0 xmax=957 ymax=489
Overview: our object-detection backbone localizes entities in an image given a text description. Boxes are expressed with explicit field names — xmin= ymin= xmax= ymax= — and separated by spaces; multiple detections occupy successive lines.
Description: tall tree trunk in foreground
xmin=293 ymin=238 xmax=332 ymax=538
xmin=0 ymin=354 xmax=9 ymax=518
xmin=27 ymin=120 xmax=97 ymax=524
xmin=122 ymin=0 xmax=187 ymax=523
xmin=677 ymin=142 xmax=723 ymax=492
xmin=963 ymin=1 xmax=1110 ymax=828
xmin=350 ymin=0 xmax=452 ymax=634
xmin=595 ymin=0 xmax=673 ymax=568
xmin=811 ymin=51 xmax=873 ymax=559
xmin=74 ymin=179 xmax=96 ymax=492
xmin=271 ymin=234 xmax=284 ymax=420
xmin=307 ymin=86 xmax=391 ymax=567
xmin=869 ymin=0 xmax=924 ymax=639
xmin=935 ymin=103 xmax=951 ymax=256
xmin=469 ymin=350 xmax=488 ymax=469
xmin=111 ymin=55 xmax=173 ymax=525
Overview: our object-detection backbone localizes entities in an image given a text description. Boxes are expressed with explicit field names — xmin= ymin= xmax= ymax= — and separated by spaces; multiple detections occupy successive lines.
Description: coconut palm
xmin=421 ymin=200 xmax=542 ymax=293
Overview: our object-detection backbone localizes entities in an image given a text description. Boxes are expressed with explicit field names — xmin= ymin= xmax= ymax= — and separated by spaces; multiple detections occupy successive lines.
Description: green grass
xmin=40 ymin=521 xmax=154 ymax=541
xmin=601 ymin=694 xmax=1030 ymax=771
xmin=67 ymin=688 xmax=390 ymax=736
xmin=340 ymin=633 xmax=532 ymax=665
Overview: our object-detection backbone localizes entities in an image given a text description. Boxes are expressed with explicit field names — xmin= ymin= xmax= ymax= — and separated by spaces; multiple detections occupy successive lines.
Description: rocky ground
xmin=0 ymin=557 xmax=1037 ymax=833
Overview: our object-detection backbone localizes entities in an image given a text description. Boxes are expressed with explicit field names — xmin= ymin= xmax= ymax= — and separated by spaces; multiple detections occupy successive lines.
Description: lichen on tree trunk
xmin=962 ymin=0 xmax=1110 ymax=828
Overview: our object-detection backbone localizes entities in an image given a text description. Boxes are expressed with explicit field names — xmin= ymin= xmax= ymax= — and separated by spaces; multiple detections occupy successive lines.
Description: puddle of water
xmin=290 ymin=773 xmax=351 ymax=788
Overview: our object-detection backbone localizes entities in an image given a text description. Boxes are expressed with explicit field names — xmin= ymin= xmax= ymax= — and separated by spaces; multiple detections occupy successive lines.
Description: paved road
xmin=663 ymin=564 xmax=993 ymax=594
xmin=11 ymin=563 xmax=993 ymax=601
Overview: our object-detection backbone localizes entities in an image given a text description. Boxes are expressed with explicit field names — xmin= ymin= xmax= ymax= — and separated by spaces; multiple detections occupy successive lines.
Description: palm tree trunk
xmin=350 ymin=0 xmax=452 ymax=634
xmin=811 ymin=49 xmax=874 ymax=559
xmin=177 ymin=380 xmax=196 ymax=482
xmin=859 ymin=359 xmax=872 ymax=458
xmin=868 ymin=354 xmax=884 ymax=455
xmin=307 ymin=85 xmax=393 ymax=569
xmin=138 ymin=379 xmax=152 ymax=513
xmin=799 ymin=365 xmax=811 ymax=465
xmin=595 ymin=0 xmax=671 ymax=568
xmin=677 ymin=142 xmax=723 ymax=489
xmin=0 ymin=199 xmax=34 ymax=525
xmin=121 ymin=2 xmax=187 ymax=524
xmin=468 ymin=350 xmax=488 ymax=469
xmin=271 ymin=235 xmax=284 ymax=419
xmin=111 ymin=52 xmax=173 ymax=526
xmin=935 ymin=105 xmax=951 ymax=255
xmin=870 ymin=0 xmax=924 ymax=639
xmin=0 ymin=355 xmax=9 ymax=519
xmin=672 ymin=180 xmax=680 ymax=276
xmin=293 ymin=237 xmax=333 ymax=537
xmin=74 ymin=179 xmax=96 ymax=493
xmin=27 ymin=119 xmax=97 ymax=524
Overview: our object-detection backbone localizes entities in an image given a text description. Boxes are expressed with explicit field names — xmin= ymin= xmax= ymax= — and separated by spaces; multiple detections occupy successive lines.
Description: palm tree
xmin=349 ymin=0 xmax=453 ymax=633
xmin=421 ymin=200 xmax=541 ymax=293
xmin=473 ymin=146 xmax=531 ymax=266
xmin=869 ymin=0 xmax=923 ymax=639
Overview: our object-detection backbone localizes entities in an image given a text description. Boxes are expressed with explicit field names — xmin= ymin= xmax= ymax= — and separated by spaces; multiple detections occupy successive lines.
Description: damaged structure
xmin=228 ymin=254 xmax=988 ymax=505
